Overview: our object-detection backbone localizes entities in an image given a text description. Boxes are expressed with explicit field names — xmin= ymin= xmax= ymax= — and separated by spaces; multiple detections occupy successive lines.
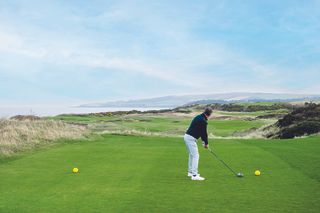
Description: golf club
xmin=208 ymin=148 xmax=244 ymax=178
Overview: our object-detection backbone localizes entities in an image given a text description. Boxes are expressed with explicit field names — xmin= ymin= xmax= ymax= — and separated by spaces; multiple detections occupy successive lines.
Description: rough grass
xmin=51 ymin=114 xmax=269 ymax=137
xmin=214 ymin=109 xmax=289 ymax=117
xmin=0 ymin=119 xmax=88 ymax=157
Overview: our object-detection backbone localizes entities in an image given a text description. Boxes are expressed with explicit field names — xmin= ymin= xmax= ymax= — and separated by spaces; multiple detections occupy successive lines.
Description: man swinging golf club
xmin=184 ymin=107 xmax=213 ymax=180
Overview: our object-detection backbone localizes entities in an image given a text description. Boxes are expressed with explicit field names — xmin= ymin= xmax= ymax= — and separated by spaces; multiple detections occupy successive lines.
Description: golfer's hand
xmin=204 ymin=144 xmax=209 ymax=149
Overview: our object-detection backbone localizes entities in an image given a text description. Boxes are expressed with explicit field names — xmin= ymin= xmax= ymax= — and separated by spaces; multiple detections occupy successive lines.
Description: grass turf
xmin=50 ymin=114 xmax=267 ymax=137
xmin=1 ymin=135 xmax=319 ymax=212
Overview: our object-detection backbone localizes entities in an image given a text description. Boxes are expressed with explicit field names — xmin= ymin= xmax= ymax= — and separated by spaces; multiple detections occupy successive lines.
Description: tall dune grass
xmin=0 ymin=118 xmax=88 ymax=157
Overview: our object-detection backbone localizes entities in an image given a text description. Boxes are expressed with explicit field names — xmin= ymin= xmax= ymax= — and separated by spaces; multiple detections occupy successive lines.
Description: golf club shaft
xmin=208 ymin=148 xmax=237 ymax=176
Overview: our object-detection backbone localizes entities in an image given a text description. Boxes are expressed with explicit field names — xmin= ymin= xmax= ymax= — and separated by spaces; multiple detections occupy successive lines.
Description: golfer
xmin=184 ymin=107 xmax=212 ymax=180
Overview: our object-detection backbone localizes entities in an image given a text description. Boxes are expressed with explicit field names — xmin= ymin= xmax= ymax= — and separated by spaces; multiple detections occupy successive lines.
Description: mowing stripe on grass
xmin=1 ymin=135 xmax=319 ymax=213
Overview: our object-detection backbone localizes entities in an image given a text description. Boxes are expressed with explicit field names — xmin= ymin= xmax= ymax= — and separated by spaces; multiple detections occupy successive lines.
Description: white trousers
xmin=184 ymin=134 xmax=199 ymax=175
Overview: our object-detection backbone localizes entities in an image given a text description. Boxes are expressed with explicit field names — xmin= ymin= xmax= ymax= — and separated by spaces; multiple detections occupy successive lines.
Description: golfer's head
xmin=204 ymin=107 xmax=213 ymax=118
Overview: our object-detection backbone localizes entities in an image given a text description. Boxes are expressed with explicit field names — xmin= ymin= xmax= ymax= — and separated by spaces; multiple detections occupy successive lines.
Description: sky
xmin=0 ymin=0 xmax=319 ymax=105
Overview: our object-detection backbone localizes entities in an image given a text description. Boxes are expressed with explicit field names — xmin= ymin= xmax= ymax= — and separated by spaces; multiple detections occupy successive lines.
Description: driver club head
xmin=236 ymin=172 xmax=244 ymax=177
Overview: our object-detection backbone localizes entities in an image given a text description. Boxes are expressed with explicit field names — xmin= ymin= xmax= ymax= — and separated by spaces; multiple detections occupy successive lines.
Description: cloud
xmin=0 ymin=0 xmax=319 ymax=104
xmin=0 ymin=29 xmax=200 ymax=87
xmin=0 ymin=23 xmax=304 ymax=93
xmin=0 ymin=32 xmax=44 ymax=58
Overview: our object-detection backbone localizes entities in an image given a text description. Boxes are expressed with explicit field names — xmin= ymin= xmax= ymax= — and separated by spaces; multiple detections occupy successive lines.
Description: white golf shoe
xmin=191 ymin=174 xmax=205 ymax=181
xmin=188 ymin=172 xmax=200 ymax=177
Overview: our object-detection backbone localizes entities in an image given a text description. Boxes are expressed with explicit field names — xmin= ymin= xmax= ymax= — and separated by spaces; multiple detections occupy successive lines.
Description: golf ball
xmin=72 ymin=168 xmax=79 ymax=173
xmin=255 ymin=170 xmax=261 ymax=176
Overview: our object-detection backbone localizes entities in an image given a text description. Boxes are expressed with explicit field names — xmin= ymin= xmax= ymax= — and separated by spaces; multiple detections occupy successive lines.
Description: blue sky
xmin=0 ymin=0 xmax=319 ymax=105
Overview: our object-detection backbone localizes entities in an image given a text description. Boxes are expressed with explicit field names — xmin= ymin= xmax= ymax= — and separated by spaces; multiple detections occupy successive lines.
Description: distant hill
xmin=79 ymin=92 xmax=320 ymax=108
xmin=185 ymin=97 xmax=320 ymax=106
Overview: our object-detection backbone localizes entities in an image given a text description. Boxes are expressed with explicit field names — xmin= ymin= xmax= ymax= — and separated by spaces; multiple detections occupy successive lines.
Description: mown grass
xmin=0 ymin=134 xmax=319 ymax=213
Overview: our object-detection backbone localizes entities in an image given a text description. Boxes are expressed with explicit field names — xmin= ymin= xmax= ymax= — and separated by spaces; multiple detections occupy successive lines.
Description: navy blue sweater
xmin=186 ymin=113 xmax=209 ymax=145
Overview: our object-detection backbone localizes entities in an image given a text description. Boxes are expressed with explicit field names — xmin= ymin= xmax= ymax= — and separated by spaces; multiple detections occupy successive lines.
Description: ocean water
xmin=0 ymin=106 xmax=168 ymax=118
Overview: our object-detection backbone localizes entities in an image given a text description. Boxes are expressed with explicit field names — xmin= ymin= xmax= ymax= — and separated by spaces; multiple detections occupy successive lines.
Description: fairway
xmin=1 ymin=135 xmax=319 ymax=213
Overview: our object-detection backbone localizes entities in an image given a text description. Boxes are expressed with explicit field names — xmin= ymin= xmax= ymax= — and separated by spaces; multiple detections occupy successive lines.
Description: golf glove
xmin=202 ymin=142 xmax=209 ymax=149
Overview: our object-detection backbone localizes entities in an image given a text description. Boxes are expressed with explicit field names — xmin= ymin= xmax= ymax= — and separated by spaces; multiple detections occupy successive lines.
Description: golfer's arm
xmin=200 ymin=123 xmax=209 ymax=145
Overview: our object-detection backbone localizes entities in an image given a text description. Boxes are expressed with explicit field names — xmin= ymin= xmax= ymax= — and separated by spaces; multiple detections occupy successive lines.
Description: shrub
xmin=279 ymin=121 xmax=320 ymax=139
xmin=0 ymin=119 xmax=88 ymax=156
